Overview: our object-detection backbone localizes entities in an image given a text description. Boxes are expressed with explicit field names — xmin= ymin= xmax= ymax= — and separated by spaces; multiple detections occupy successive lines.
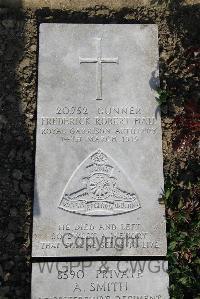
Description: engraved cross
xmin=79 ymin=38 xmax=119 ymax=100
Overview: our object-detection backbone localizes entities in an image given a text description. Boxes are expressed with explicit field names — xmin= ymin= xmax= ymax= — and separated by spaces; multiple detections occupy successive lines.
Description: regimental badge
xmin=58 ymin=149 xmax=141 ymax=216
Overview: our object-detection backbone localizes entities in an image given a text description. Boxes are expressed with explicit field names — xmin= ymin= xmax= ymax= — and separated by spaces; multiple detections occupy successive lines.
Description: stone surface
xmin=32 ymin=260 xmax=169 ymax=298
xmin=32 ymin=24 xmax=167 ymax=257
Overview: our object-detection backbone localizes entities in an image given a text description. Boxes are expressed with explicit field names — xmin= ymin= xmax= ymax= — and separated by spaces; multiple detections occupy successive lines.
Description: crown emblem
xmin=91 ymin=150 xmax=108 ymax=165
xmin=59 ymin=149 xmax=140 ymax=216
xmin=86 ymin=150 xmax=113 ymax=177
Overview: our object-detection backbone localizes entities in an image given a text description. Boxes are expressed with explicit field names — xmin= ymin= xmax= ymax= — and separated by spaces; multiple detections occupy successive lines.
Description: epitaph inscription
xmin=32 ymin=261 xmax=169 ymax=299
xmin=32 ymin=24 xmax=167 ymax=257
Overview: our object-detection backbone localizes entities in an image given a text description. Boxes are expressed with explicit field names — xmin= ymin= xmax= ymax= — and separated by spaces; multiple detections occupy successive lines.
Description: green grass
xmin=164 ymin=178 xmax=200 ymax=298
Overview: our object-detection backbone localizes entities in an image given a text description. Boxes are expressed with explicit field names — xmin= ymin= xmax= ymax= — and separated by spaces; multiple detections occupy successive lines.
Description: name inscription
xmin=32 ymin=261 xmax=168 ymax=298
xmin=40 ymin=105 xmax=158 ymax=143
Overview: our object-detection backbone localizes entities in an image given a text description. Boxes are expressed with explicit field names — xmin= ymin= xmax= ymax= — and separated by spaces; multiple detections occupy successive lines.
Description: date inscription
xmin=40 ymin=105 xmax=158 ymax=143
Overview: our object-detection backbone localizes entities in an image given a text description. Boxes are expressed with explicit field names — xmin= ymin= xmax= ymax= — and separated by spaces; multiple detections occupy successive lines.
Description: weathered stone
xmin=32 ymin=24 xmax=167 ymax=257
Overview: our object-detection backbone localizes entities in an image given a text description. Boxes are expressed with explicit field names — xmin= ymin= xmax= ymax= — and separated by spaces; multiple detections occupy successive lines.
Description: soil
xmin=0 ymin=3 xmax=199 ymax=299
xmin=0 ymin=0 xmax=200 ymax=8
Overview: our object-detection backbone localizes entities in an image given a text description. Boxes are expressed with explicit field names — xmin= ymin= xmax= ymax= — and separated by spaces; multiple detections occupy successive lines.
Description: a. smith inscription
xmin=32 ymin=261 xmax=169 ymax=298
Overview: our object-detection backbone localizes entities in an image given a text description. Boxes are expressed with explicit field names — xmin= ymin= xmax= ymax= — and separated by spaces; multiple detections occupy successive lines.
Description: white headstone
xmin=32 ymin=24 xmax=167 ymax=257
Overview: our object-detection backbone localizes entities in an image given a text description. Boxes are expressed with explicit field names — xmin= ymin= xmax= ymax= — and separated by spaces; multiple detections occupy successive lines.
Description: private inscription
xmin=32 ymin=261 xmax=169 ymax=298
xmin=59 ymin=149 xmax=140 ymax=215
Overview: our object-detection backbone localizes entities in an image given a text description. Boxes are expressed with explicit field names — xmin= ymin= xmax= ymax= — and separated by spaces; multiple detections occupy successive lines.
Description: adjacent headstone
xmin=32 ymin=260 xmax=169 ymax=298
xmin=32 ymin=24 xmax=167 ymax=257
